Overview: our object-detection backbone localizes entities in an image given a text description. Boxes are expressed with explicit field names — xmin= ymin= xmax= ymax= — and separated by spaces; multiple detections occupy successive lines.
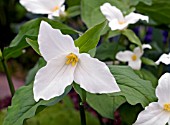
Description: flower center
xmin=52 ymin=6 xmax=59 ymax=12
xmin=131 ymin=54 xmax=137 ymax=61
xmin=163 ymin=103 xmax=170 ymax=111
xmin=66 ymin=53 xmax=78 ymax=66
xmin=119 ymin=21 xmax=125 ymax=25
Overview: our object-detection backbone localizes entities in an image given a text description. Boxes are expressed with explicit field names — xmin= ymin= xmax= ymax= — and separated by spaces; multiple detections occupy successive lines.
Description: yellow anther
xmin=52 ymin=6 xmax=59 ymax=12
xmin=66 ymin=53 xmax=78 ymax=66
xmin=131 ymin=54 xmax=137 ymax=61
xmin=164 ymin=103 xmax=170 ymax=111
xmin=119 ymin=21 xmax=125 ymax=25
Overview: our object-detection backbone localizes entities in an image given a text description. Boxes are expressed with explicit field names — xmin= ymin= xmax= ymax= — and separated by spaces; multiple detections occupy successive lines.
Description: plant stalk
xmin=1 ymin=59 xmax=15 ymax=96
xmin=79 ymin=96 xmax=86 ymax=125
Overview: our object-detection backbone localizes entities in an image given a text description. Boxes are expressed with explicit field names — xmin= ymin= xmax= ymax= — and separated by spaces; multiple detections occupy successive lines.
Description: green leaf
xmin=3 ymin=18 xmax=79 ymax=60
xmin=75 ymin=21 xmax=107 ymax=53
xmin=10 ymin=17 xmax=79 ymax=47
xmin=141 ymin=57 xmax=157 ymax=67
xmin=73 ymin=84 xmax=126 ymax=119
xmin=134 ymin=69 xmax=158 ymax=88
xmin=130 ymin=0 xmax=152 ymax=6
xmin=81 ymin=0 xmax=130 ymax=28
xmin=137 ymin=0 xmax=170 ymax=25
xmin=25 ymin=58 xmax=46 ymax=85
xmin=122 ymin=29 xmax=142 ymax=46
xmin=0 ymin=49 xmax=2 ymax=60
xmin=109 ymin=65 xmax=156 ymax=107
xmin=119 ymin=103 xmax=143 ymax=125
xmin=67 ymin=5 xmax=81 ymax=18
xmin=3 ymin=84 xmax=72 ymax=125
xmin=3 ymin=41 xmax=29 ymax=60
xmin=95 ymin=41 xmax=120 ymax=60
xmin=26 ymin=96 xmax=100 ymax=125
xmin=26 ymin=38 xmax=41 ymax=55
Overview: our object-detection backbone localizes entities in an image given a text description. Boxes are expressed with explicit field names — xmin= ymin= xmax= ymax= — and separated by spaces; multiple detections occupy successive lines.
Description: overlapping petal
xmin=133 ymin=44 xmax=152 ymax=57
xmin=109 ymin=19 xmax=129 ymax=30
xmin=128 ymin=59 xmax=141 ymax=70
xmin=74 ymin=53 xmax=120 ymax=93
xmin=33 ymin=55 xmax=75 ymax=102
xmin=156 ymin=73 xmax=170 ymax=107
xmin=133 ymin=102 xmax=169 ymax=125
xmin=125 ymin=12 xmax=149 ymax=24
xmin=155 ymin=53 xmax=170 ymax=65
xmin=116 ymin=51 xmax=134 ymax=62
xmin=38 ymin=21 xmax=79 ymax=61
xmin=100 ymin=3 xmax=124 ymax=22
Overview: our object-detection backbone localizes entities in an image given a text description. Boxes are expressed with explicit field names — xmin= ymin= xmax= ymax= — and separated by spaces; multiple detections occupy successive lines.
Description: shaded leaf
xmin=109 ymin=65 xmax=156 ymax=107
xmin=75 ymin=21 xmax=107 ymax=53
xmin=26 ymin=38 xmax=40 ymax=55
xmin=122 ymin=29 xmax=142 ymax=46
xmin=3 ymin=84 xmax=72 ymax=125
xmin=141 ymin=57 xmax=157 ymax=67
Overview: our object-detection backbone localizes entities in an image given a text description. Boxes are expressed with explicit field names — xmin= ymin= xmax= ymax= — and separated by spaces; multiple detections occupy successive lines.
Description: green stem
xmin=1 ymin=59 xmax=15 ymax=96
xmin=79 ymin=96 xmax=86 ymax=125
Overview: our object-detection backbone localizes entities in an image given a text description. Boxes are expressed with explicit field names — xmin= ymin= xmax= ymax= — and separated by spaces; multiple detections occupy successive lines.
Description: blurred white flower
xmin=33 ymin=21 xmax=120 ymax=102
xmin=20 ymin=0 xmax=66 ymax=18
xmin=100 ymin=3 xmax=149 ymax=30
xmin=133 ymin=73 xmax=170 ymax=125
xmin=156 ymin=53 xmax=170 ymax=65
xmin=116 ymin=44 xmax=151 ymax=70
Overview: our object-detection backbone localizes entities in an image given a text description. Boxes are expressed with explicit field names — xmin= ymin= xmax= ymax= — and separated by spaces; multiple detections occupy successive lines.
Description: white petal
xmin=74 ymin=53 xmax=120 ymax=94
xmin=108 ymin=19 xmax=129 ymax=30
xmin=133 ymin=44 xmax=152 ymax=57
xmin=51 ymin=5 xmax=65 ymax=17
xmin=116 ymin=50 xmax=134 ymax=62
xmin=38 ymin=21 xmax=79 ymax=61
xmin=156 ymin=73 xmax=170 ymax=107
xmin=20 ymin=0 xmax=53 ymax=14
xmin=125 ymin=12 xmax=149 ymax=24
xmin=155 ymin=53 xmax=170 ymax=65
xmin=133 ymin=102 xmax=169 ymax=125
xmin=33 ymin=55 xmax=75 ymax=102
xmin=128 ymin=59 xmax=141 ymax=70
xmin=100 ymin=3 xmax=124 ymax=22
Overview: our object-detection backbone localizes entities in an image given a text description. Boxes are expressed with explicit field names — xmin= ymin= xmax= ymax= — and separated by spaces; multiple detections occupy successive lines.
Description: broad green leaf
xmin=95 ymin=41 xmax=120 ymax=60
xmin=88 ymin=48 xmax=96 ymax=58
xmin=26 ymin=96 xmax=100 ymax=125
xmin=67 ymin=5 xmax=81 ymax=18
xmin=3 ymin=18 xmax=79 ymax=60
xmin=141 ymin=57 xmax=157 ymax=67
xmin=10 ymin=17 xmax=79 ymax=47
xmin=130 ymin=0 xmax=152 ymax=6
xmin=73 ymin=84 xmax=126 ymax=119
xmin=75 ymin=21 xmax=107 ymax=53
xmin=122 ymin=29 xmax=142 ymax=46
xmin=119 ymin=103 xmax=143 ymax=125
xmin=25 ymin=58 xmax=46 ymax=85
xmin=3 ymin=41 xmax=29 ymax=60
xmin=135 ymin=69 xmax=158 ymax=88
xmin=137 ymin=0 xmax=170 ymax=25
xmin=66 ymin=0 xmax=80 ymax=7
xmin=26 ymin=38 xmax=41 ymax=55
xmin=81 ymin=0 xmax=130 ymax=28
xmin=109 ymin=65 xmax=156 ymax=107
xmin=3 ymin=84 xmax=72 ymax=125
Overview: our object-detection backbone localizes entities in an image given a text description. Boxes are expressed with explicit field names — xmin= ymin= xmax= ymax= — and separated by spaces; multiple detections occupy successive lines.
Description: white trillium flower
xmin=100 ymin=3 xmax=149 ymax=30
xmin=116 ymin=44 xmax=152 ymax=70
xmin=156 ymin=53 xmax=170 ymax=65
xmin=20 ymin=0 xmax=66 ymax=18
xmin=33 ymin=21 xmax=121 ymax=102
xmin=133 ymin=73 xmax=170 ymax=125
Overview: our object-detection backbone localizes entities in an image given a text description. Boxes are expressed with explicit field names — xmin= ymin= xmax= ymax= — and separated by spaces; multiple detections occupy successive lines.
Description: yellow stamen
xmin=66 ymin=53 xmax=78 ymax=66
xmin=164 ymin=103 xmax=170 ymax=111
xmin=52 ymin=6 xmax=59 ymax=12
xmin=131 ymin=54 xmax=137 ymax=61
xmin=119 ymin=21 xmax=125 ymax=25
